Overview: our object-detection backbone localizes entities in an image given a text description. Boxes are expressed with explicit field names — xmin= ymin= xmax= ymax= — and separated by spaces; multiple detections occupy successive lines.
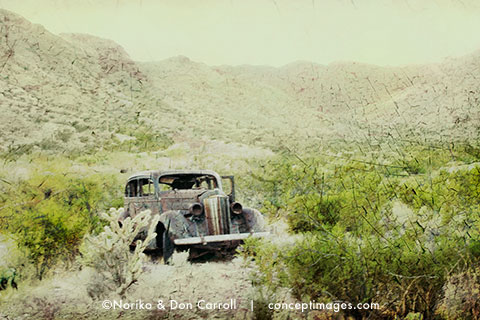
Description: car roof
xmin=127 ymin=169 xmax=221 ymax=182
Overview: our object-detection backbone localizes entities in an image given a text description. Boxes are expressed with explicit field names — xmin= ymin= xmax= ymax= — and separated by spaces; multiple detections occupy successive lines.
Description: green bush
xmin=112 ymin=128 xmax=173 ymax=152
xmin=246 ymin=147 xmax=480 ymax=318
xmin=0 ymin=165 xmax=121 ymax=280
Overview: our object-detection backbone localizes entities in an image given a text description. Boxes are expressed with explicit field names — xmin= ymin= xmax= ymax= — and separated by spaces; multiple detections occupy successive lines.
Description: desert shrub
xmin=246 ymin=147 xmax=480 ymax=318
xmin=80 ymin=208 xmax=159 ymax=299
xmin=438 ymin=264 xmax=480 ymax=320
xmin=0 ymin=267 xmax=18 ymax=290
xmin=250 ymin=286 xmax=275 ymax=320
xmin=71 ymin=120 xmax=89 ymax=133
xmin=389 ymin=146 xmax=455 ymax=175
xmin=0 ymin=143 xmax=35 ymax=162
xmin=253 ymin=155 xmax=396 ymax=233
xmin=0 ymin=165 xmax=121 ymax=280
xmin=112 ymin=127 xmax=173 ymax=152
xmin=397 ymin=166 xmax=480 ymax=225
xmin=247 ymin=226 xmax=469 ymax=318
xmin=54 ymin=128 xmax=74 ymax=143
xmin=457 ymin=143 xmax=480 ymax=162
xmin=241 ymin=238 xmax=287 ymax=320
xmin=395 ymin=156 xmax=426 ymax=175
xmin=286 ymin=195 xmax=343 ymax=232
xmin=36 ymin=138 xmax=60 ymax=151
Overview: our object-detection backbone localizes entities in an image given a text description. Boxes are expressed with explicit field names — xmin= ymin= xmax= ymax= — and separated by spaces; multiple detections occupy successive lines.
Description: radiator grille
xmin=203 ymin=195 xmax=230 ymax=235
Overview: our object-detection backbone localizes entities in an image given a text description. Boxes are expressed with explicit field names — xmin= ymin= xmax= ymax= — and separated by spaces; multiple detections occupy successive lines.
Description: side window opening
xmin=159 ymin=183 xmax=171 ymax=191
xmin=125 ymin=178 xmax=154 ymax=197
xmin=139 ymin=178 xmax=154 ymax=197
xmin=195 ymin=177 xmax=213 ymax=189
xmin=125 ymin=179 xmax=138 ymax=197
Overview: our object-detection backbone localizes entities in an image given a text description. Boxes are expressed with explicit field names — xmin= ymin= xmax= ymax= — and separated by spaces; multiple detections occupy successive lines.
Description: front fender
xmin=158 ymin=210 xmax=195 ymax=240
xmin=242 ymin=208 xmax=266 ymax=232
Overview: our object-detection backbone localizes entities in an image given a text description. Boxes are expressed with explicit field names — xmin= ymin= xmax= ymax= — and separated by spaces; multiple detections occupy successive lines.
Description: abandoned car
xmin=119 ymin=170 xmax=268 ymax=261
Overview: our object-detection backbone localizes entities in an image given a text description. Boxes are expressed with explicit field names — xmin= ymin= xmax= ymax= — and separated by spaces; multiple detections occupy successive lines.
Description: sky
xmin=1 ymin=0 xmax=480 ymax=67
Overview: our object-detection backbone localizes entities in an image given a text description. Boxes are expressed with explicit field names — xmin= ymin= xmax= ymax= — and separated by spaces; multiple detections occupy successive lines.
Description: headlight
xmin=230 ymin=202 xmax=243 ymax=215
xmin=189 ymin=202 xmax=204 ymax=216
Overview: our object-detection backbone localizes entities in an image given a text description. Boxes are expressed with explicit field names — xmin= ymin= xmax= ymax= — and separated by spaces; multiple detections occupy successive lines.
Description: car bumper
xmin=173 ymin=232 xmax=269 ymax=245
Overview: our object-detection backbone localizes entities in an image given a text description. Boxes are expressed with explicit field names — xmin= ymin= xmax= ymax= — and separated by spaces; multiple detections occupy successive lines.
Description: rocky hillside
xmin=1 ymin=8 xmax=479 ymax=156
xmin=0 ymin=9 xmax=160 ymax=154
xmin=142 ymin=53 xmax=480 ymax=146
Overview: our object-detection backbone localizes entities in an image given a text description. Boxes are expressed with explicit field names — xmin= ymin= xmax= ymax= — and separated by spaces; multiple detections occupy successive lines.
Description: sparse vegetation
xmin=1 ymin=6 xmax=480 ymax=319
xmin=80 ymin=208 xmax=159 ymax=299
xmin=0 ymin=159 xmax=122 ymax=280
xmin=243 ymin=145 xmax=480 ymax=318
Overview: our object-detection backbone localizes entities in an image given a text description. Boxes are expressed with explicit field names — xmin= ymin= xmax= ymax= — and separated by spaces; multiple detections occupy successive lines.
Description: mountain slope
xmin=142 ymin=53 xmax=480 ymax=145
xmin=0 ymin=9 xmax=156 ymax=153
xmin=1 ymin=8 xmax=479 ymax=157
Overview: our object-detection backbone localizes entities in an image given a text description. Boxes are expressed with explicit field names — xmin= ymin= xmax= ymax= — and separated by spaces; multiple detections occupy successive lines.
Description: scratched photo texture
xmin=1 ymin=0 xmax=480 ymax=319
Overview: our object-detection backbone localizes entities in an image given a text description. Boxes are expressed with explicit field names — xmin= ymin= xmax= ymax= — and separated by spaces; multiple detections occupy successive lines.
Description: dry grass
xmin=0 ymin=253 xmax=260 ymax=320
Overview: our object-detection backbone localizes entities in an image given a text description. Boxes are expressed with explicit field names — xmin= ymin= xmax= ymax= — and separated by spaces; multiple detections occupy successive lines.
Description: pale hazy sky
xmin=1 ymin=0 xmax=480 ymax=67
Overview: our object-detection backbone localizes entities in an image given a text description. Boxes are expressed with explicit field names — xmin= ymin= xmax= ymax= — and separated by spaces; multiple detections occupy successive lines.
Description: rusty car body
xmin=119 ymin=170 xmax=267 ymax=261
